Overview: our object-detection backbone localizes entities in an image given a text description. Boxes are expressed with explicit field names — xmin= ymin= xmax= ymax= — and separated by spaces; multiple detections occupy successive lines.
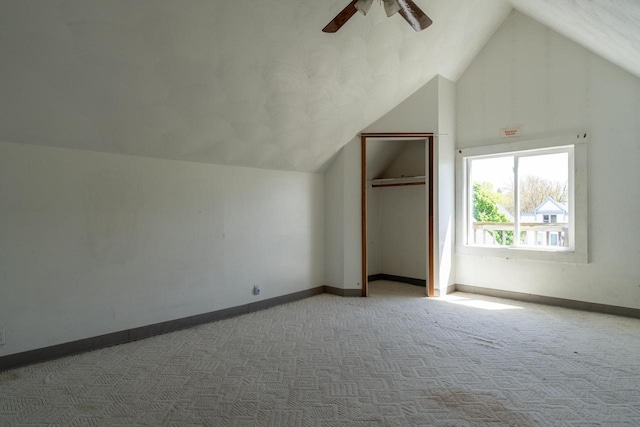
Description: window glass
xmin=466 ymin=148 xmax=571 ymax=251
xmin=518 ymin=152 xmax=568 ymax=247
xmin=469 ymin=156 xmax=514 ymax=246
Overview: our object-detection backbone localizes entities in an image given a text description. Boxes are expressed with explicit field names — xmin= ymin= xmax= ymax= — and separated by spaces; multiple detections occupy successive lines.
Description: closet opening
xmin=361 ymin=133 xmax=435 ymax=297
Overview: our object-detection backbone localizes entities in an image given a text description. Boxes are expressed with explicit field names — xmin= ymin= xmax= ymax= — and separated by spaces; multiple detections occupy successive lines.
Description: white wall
xmin=324 ymin=151 xmax=345 ymax=287
xmin=366 ymin=187 xmax=383 ymax=276
xmin=343 ymin=140 xmax=363 ymax=291
xmin=323 ymin=139 xmax=362 ymax=291
xmin=380 ymin=185 xmax=427 ymax=279
xmin=436 ymin=76 xmax=457 ymax=292
xmin=0 ymin=141 xmax=324 ymax=356
xmin=365 ymin=78 xmax=439 ymax=133
xmin=456 ymin=11 xmax=640 ymax=309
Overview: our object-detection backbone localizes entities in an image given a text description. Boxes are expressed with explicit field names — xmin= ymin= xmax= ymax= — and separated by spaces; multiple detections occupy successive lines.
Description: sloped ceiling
xmin=366 ymin=140 xmax=408 ymax=180
xmin=508 ymin=0 xmax=640 ymax=79
xmin=0 ymin=0 xmax=510 ymax=172
xmin=2 ymin=1 xmax=637 ymax=173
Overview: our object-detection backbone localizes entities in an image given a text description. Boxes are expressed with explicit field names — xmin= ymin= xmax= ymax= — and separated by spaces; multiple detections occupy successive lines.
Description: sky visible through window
xmin=471 ymin=153 xmax=568 ymax=192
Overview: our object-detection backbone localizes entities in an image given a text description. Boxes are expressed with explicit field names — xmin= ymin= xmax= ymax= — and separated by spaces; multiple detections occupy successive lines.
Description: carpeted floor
xmin=1 ymin=281 xmax=639 ymax=426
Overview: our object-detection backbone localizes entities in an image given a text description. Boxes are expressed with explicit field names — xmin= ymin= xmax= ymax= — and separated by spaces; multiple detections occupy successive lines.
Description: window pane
xmin=517 ymin=153 xmax=569 ymax=247
xmin=469 ymin=156 xmax=515 ymax=246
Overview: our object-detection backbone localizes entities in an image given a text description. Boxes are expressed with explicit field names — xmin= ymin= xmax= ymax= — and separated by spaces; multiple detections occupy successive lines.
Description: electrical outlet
xmin=0 ymin=327 xmax=5 ymax=345
xmin=253 ymin=285 xmax=261 ymax=296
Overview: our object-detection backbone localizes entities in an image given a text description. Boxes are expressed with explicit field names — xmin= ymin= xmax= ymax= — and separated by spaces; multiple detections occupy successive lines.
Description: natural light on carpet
xmin=436 ymin=295 xmax=524 ymax=311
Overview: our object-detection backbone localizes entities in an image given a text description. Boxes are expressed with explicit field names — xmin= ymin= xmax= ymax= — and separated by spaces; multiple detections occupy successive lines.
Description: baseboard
xmin=324 ymin=286 xmax=362 ymax=297
xmin=368 ymin=274 xmax=426 ymax=287
xmin=0 ymin=286 xmax=325 ymax=372
xmin=455 ymin=284 xmax=640 ymax=319
xmin=17 ymin=282 xmax=627 ymax=372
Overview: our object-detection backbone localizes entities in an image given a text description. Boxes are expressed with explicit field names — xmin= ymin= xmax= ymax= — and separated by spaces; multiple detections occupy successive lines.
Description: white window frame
xmin=456 ymin=134 xmax=588 ymax=263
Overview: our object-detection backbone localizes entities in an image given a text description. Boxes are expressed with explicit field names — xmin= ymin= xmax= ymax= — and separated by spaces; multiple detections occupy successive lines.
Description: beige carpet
xmin=1 ymin=281 xmax=639 ymax=426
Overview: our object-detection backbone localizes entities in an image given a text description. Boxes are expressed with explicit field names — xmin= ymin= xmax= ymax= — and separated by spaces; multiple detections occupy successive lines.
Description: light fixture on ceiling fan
xmin=355 ymin=0 xmax=398 ymax=17
xmin=323 ymin=0 xmax=432 ymax=33
xmin=383 ymin=0 xmax=401 ymax=17
xmin=354 ymin=0 xmax=373 ymax=15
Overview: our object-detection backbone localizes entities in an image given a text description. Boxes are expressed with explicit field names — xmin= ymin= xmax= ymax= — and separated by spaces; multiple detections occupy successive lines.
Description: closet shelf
xmin=370 ymin=176 xmax=426 ymax=188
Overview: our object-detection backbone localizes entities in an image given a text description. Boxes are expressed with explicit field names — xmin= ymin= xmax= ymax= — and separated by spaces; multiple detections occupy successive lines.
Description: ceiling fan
xmin=323 ymin=0 xmax=433 ymax=33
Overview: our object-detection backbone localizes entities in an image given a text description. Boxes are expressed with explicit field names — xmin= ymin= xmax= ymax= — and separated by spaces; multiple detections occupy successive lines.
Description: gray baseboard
xmin=455 ymin=284 xmax=640 ymax=319
xmin=324 ymin=286 xmax=362 ymax=297
xmin=368 ymin=274 xmax=426 ymax=287
xmin=9 ymin=283 xmax=635 ymax=372
xmin=367 ymin=274 xmax=384 ymax=282
xmin=0 ymin=286 xmax=325 ymax=372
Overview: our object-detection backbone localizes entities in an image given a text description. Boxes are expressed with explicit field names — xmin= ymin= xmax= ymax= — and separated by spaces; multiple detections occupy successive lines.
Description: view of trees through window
xmin=469 ymin=151 xmax=570 ymax=248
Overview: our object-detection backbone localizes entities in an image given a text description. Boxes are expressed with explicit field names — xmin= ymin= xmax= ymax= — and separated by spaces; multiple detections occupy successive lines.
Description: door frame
xmin=361 ymin=132 xmax=435 ymax=297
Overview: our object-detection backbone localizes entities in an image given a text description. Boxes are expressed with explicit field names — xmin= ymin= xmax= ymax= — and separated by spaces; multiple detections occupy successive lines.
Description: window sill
xmin=456 ymin=244 xmax=588 ymax=264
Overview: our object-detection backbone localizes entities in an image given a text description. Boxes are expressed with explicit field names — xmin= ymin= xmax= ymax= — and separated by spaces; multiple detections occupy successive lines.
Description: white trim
xmin=458 ymin=134 xmax=586 ymax=157
xmin=456 ymin=134 xmax=588 ymax=264
xmin=514 ymin=155 xmax=521 ymax=243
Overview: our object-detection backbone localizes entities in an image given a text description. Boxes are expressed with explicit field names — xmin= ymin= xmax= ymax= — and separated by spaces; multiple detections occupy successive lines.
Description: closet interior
xmin=366 ymin=139 xmax=428 ymax=289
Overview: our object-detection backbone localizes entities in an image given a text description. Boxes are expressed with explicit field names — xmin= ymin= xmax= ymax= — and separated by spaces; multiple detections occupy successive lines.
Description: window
xmin=456 ymin=135 xmax=588 ymax=263
xmin=466 ymin=148 xmax=571 ymax=250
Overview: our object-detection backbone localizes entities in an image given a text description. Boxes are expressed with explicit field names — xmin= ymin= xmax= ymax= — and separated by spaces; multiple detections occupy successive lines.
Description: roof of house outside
xmin=534 ymin=197 xmax=568 ymax=215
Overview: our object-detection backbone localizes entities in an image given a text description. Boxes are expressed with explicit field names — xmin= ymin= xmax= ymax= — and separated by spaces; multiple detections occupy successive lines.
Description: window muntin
xmin=466 ymin=147 xmax=573 ymax=251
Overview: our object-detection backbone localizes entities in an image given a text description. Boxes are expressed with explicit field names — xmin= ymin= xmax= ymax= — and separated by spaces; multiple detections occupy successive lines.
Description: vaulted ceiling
xmin=1 ymin=1 xmax=638 ymax=173
xmin=509 ymin=0 xmax=640 ymax=79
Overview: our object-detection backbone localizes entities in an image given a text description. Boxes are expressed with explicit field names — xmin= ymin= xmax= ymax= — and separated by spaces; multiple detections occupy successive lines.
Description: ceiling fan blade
xmin=397 ymin=0 xmax=433 ymax=32
xmin=323 ymin=1 xmax=359 ymax=33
